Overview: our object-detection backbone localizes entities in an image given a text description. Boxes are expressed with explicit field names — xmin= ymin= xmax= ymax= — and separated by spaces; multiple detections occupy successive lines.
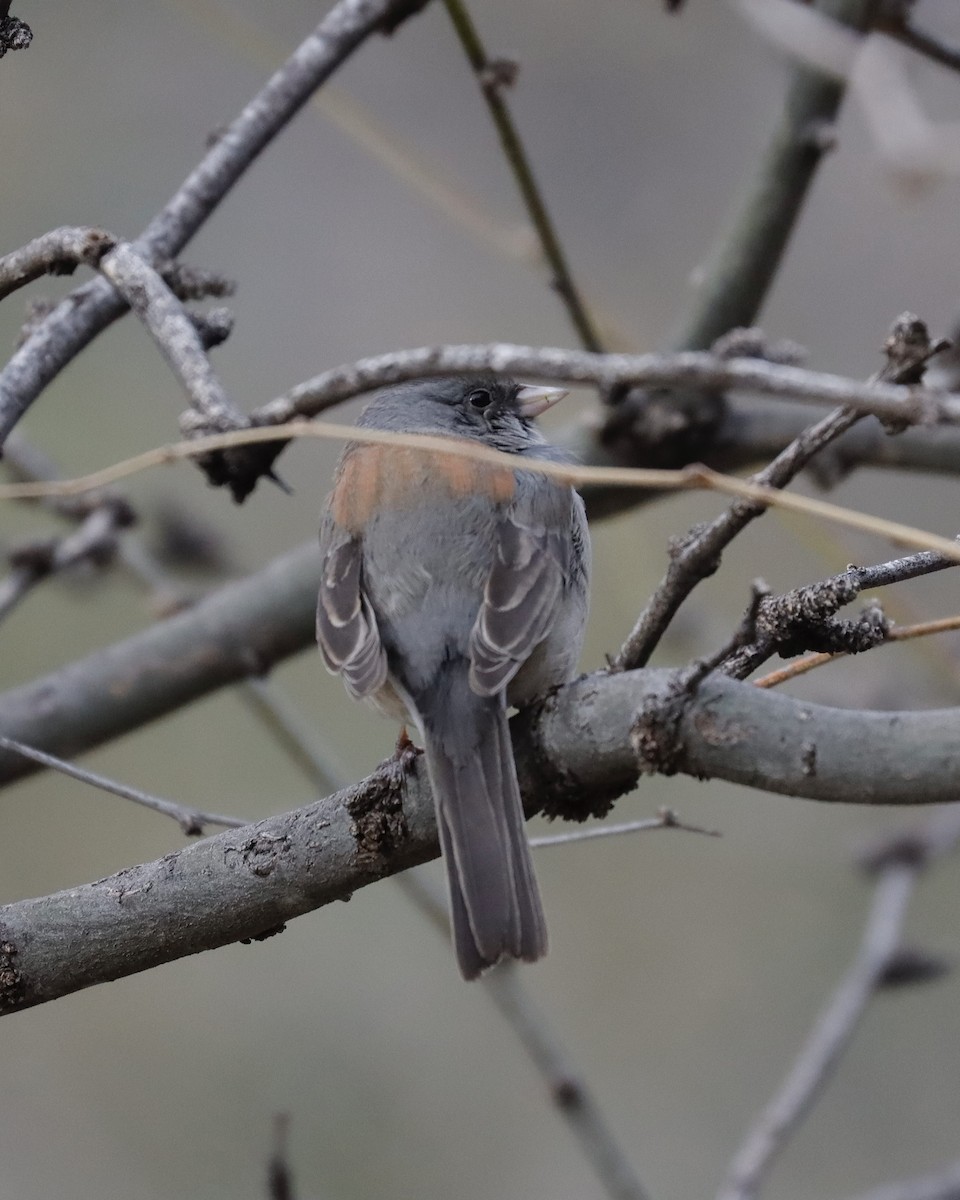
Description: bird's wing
xmin=316 ymin=516 xmax=387 ymax=701
xmin=468 ymin=495 xmax=571 ymax=697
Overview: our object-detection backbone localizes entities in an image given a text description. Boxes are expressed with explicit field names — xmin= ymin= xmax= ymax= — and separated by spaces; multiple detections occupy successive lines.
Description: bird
xmin=316 ymin=376 xmax=590 ymax=978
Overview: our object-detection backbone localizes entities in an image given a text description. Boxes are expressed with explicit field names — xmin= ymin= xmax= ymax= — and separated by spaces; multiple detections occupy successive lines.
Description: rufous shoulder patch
xmin=330 ymin=441 xmax=516 ymax=533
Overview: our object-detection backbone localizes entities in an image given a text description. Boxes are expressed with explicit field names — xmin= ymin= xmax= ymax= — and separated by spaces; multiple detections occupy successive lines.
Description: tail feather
xmin=423 ymin=692 xmax=546 ymax=979
xmin=436 ymin=807 xmax=493 ymax=981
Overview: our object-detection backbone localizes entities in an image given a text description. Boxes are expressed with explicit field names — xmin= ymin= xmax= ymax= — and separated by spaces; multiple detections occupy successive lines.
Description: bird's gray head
xmin=358 ymin=377 xmax=568 ymax=453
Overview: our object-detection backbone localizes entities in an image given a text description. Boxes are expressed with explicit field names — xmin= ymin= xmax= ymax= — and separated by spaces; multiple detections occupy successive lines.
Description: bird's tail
xmin=420 ymin=681 xmax=546 ymax=979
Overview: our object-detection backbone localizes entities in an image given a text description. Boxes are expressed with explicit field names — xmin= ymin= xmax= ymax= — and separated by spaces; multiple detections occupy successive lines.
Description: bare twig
xmin=850 ymin=548 xmax=960 ymax=589
xmin=97 ymin=242 xmax=241 ymax=432
xmin=250 ymin=343 xmax=957 ymax=428
xmin=881 ymin=11 xmax=960 ymax=77
xmin=751 ymin=613 xmax=960 ymax=690
xmin=0 ymin=735 xmax=244 ymax=835
xmin=614 ymin=402 xmax=863 ymax=670
xmin=613 ymin=314 xmax=947 ymax=671
xmin=530 ymin=810 xmax=721 ymax=847
xmin=0 ymin=0 xmax=429 ymax=448
xmin=725 ymin=547 xmax=960 ymax=681
xmin=398 ymin=870 xmax=651 ymax=1200
xmin=0 ymin=227 xmax=117 ymax=300
xmin=0 ymin=502 xmax=134 ymax=623
xmin=688 ymin=579 xmax=770 ymax=681
xmin=3 ymin=420 xmax=960 ymax=562
xmin=441 ymin=0 xmax=603 ymax=352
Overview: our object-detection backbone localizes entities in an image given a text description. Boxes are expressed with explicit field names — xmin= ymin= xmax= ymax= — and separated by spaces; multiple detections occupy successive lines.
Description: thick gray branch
xmin=0 ymin=762 xmax=439 ymax=1013
xmin=0 ymin=544 xmax=320 ymax=780
xmin=2 ymin=658 xmax=959 ymax=1012
xmin=1 ymin=542 xmax=959 ymax=806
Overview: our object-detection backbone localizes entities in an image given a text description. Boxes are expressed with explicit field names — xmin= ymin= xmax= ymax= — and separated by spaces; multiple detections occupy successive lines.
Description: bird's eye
xmin=467 ymin=388 xmax=492 ymax=412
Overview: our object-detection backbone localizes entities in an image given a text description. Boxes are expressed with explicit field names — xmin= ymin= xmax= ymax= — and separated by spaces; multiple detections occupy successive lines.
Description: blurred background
xmin=2 ymin=1 xmax=960 ymax=1197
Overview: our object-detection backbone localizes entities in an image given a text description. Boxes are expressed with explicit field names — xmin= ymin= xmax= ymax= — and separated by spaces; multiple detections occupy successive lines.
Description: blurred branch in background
xmin=596 ymin=0 xmax=876 ymax=514
xmin=841 ymin=1157 xmax=960 ymax=1200
xmin=402 ymin=871 xmax=652 ymax=1200
xmin=676 ymin=0 xmax=877 ymax=352
xmin=739 ymin=0 xmax=960 ymax=184
xmin=0 ymin=734 xmax=244 ymax=836
xmin=7 ymin=419 xmax=960 ymax=565
xmin=0 ymin=498 xmax=134 ymax=623
xmin=879 ymin=4 xmax=960 ymax=76
xmin=267 ymin=1114 xmax=296 ymax=1200
xmin=716 ymin=809 xmax=960 ymax=1200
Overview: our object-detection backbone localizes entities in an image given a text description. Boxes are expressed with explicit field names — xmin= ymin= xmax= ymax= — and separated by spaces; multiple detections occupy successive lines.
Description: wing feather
xmin=468 ymin=511 xmax=566 ymax=697
xmin=316 ymin=528 xmax=387 ymax=701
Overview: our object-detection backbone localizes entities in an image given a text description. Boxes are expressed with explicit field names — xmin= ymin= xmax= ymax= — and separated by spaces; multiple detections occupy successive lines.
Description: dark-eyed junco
xmin=317 ymin=377 xmax=590 ymax=978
